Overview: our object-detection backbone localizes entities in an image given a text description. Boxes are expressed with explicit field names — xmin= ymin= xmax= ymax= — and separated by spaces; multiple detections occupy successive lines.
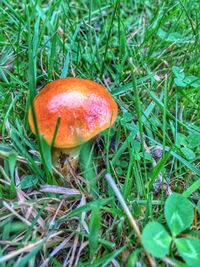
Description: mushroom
xmin=28 ymin=78 xmax=118 ymax=176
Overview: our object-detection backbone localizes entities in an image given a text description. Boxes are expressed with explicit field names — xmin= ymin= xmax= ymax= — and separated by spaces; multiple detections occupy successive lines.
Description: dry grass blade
xmin=40 ymin=185 xmax=81 ymax=196
xmin=16 ymin=188 xmax=45 ymax=229
xmin=49 ymin=199 xmax=65 ymax=229
xmin=74 ymin=241 xmax=88 ymax=265
xmin=40 ymin=233 xmax=74 ymax=267
xmin=68 ymin=226 xmax=80 ymax=267
xmin=67 ymin=195 xmax=88 ymax=267
xmin=0 ymin=231 xmax=63 ymax=264
xmin=78 ymin=195 xmax=89 ymax=233
xmin=3 ymin=201 xmax=32 ymax=226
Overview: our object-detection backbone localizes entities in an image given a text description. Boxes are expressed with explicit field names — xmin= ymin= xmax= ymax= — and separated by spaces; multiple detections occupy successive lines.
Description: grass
xmin=0 ymin=0 xmax=200 ymax=266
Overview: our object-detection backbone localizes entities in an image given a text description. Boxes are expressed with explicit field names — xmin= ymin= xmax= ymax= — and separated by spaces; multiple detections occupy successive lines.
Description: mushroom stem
xmin=52 ymin=146 xmax=81 ymax=176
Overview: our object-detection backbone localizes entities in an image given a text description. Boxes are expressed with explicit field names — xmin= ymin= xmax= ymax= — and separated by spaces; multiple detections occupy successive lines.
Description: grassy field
xmin=0 ymin=0 xmax=200 ymax=266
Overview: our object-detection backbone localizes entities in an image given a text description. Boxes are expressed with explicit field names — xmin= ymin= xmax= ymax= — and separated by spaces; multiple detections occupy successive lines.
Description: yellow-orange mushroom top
xmin=28 ymin=78 xmax=118 ymax=148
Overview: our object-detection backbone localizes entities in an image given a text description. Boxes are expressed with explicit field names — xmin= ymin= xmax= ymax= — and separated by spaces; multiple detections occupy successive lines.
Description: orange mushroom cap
xmin=28 ymin=78 xmax=118 ymax=148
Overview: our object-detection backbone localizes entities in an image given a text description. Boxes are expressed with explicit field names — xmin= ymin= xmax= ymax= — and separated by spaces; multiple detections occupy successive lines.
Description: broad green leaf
xmin=174 ymin=78 xmax=186 ymax=87
xmin=172 ymin=66 xmax=185 ymax=79
xmin=165 ymin=193 xmax=194 ymax=236
xmin=120 ymin=160 xmax=129 ymax=168
xmin=191 ymin=80 xmax=200 ymax=87
xmin=183 ymin=76 xmax=200 ymax=87
xmin=143 ymin=152 xmax=152 ymax=161
xmin=19 ymin=175 xmax=39 ymax=189
xmin=157 ymin=29 xmax=193 ymax=43
xmin=177 ymin=133 xmax=187 ymax=147
xmin=142 ymin=221 xmax=172 ymax=258
xmin=132 ymin=140 xmax=140 ymax=153
xmin=187 ymin=134 xmax=200 ymax=148
xmin=175 ymin=238 xmax=200 ymax=267
xmin=115 ymin=166 xmax=123 ymax=175
xmin=180 ymin=147 xmax=196 ymax=160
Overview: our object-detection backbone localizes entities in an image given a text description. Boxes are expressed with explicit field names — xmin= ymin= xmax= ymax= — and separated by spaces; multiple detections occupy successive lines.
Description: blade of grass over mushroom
xmin=50 ymin=117 xmax=61 ymax=150
xmin=40 ymin=136 xmax=53 ymax=176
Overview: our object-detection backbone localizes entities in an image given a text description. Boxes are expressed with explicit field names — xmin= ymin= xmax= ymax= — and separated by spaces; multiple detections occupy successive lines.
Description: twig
xmin=105 ymin=173 xmax=156 ymax=267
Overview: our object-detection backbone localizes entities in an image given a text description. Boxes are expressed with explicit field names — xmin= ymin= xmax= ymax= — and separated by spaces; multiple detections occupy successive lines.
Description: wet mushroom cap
xmin=28 ymin=78 xmax=118 ymax=148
